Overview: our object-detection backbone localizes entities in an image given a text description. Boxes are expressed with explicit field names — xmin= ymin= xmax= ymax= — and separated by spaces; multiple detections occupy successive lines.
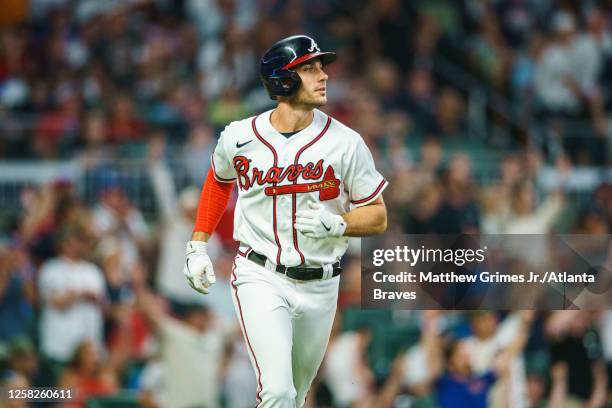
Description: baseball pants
xmin=230 ymin=254 xmax=340 ymax=407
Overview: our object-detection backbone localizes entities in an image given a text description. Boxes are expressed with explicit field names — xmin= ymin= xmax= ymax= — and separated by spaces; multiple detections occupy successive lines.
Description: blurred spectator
xmin=425 ymin=311 xmax=533 ymax=408
xmin=546 ymin=311 xmax=609 ymax=408
xmin=77 ymin=110 xmax=112 ymax=172
xmin=469 ymin=8 xmax=512 ymax=90
xmin=322 ymin=326 xmax=375 ymax=408
xmin=480 ymin=154 xmax=523 ymax=234
xmin=367 ymin=60 xmax=404 ymax=111
xmin=19 ymin=180 xmax=93 ymax=263
xmin=593 ymin=183 xmax=612 ymax=230
xmin=0 ymin=27 xmax=29 ymax=82
xmin=57 ymin=340 xmax=121 ymax=407
xmin=92 ymin=183 xmax=149 ymax=278
xmin=427 ymin=87 xmax=467 ymax=139
xmin=534 ymin=11 xmax=582 ymax=115
xmin=371 ymin=0 xmax=414 ymax=73
xmin=403 ymin=182 xmax=444 ymax=233
xmin=207 ymin=86 xmax=250 ymax=129
xmin=336 ymin=256 xmax=362 ymax=307
xmin=392 ymin=138 xmax=444 ymax=230
xmin=379 ymin=111 xmax=412 ymax=174
xmin=600 ymin=311 xmax=612 ymax=405
xmin=512 ymin=31 xmax=546 ymax=107
xmin=534 ymin=10 xmax=608 ymax=164
xmin=197 ymin=23 xmax=257 ymax=99
xmin=410 ymin=14 xmax=442 ymax=71
xmin=3 ymin=338 xmax=38 ymax=387
xmin=501 ymin=178 xmax=564 ymax=269
xmin=430 ymin=153 xmax=480 ymax=234
xmin=0 ymin=369 xmax=30 ymax=408
xmin=379 ymin=311 xmax=534 ymax=408
xmin=573 ymin=6 xmax=610 ymax=133
xmin=464 ymin=312 xmax=528 ymax=408
xmin=97 ymin=234 xmax=143 ymax=306
xmin=504 ymin=180 xmax=563 ymax=234
xmin=221 ymin=331 xmax=259 ymax=408
xmin=182 ymin=123 xmax=215 ymax=186
xmin=0 ymin=243 xmax=35 ymax=344
xmin=135 ymin=280 xmax=231 ymax=408
xmin=525 ymin=372 xmax=547 ymax=408
xmin=38 ymin=227 xmax=106 ymax=363
xmin=33 ymin=89 xmax=81 ymax=158
xmin=186 ymin=0 xmax=256 ymax=42
xmin=572 ymin=208 xmax=609 ymax=235
xmin=402 ymin=67 xmax=437 ymax=131
xmin=107 ymin=94 xmax=146 ymax=143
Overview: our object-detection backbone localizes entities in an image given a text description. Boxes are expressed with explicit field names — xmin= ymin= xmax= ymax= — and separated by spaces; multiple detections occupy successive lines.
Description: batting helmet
xmin=260 ymin=35 xmax=337 ymax=100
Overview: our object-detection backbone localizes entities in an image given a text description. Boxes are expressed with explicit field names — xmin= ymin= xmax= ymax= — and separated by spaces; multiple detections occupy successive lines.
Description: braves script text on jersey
xmin=212 ymin=108 xmax=388 ymax=407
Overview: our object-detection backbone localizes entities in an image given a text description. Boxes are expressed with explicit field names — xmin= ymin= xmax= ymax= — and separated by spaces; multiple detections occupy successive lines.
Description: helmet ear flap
xmin=279 ymin=77 xmax=294 ymax=89
xmin=264 ymin=70 xmax=301 ymax=100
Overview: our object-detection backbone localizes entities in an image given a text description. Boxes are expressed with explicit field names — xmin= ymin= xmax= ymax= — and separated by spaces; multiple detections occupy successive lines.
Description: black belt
xmin=244 ymin=251 xmax=342 ymax=281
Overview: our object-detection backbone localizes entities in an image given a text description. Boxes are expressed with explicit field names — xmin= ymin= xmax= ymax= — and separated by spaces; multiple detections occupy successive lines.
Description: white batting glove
xmin=183 ymin=241 xmax=216 ymax=295
xmin=295 ymin=202 xmax=347 ymax=238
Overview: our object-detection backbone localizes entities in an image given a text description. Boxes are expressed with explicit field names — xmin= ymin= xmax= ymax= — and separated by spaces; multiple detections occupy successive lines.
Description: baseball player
xmin=184 ymin=35 xmax=388 ymax=407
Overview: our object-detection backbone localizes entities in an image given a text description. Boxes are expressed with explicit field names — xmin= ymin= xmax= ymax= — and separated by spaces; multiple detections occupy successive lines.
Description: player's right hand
xmin=183 ymin=241 xmax=216 ymax=294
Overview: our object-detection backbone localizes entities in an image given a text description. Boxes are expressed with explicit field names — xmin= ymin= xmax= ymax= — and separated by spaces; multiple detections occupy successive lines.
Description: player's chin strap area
xmin=237 ymin=246 xmax=341 ymax=281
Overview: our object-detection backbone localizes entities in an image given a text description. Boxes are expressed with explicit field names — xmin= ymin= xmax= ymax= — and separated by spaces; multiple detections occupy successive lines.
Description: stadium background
xmin=0 ymin=0 xmax=611 ymax=407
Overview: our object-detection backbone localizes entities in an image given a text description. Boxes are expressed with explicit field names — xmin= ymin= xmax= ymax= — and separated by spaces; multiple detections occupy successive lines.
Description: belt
xmin=242 ymin=250 xmax=342 ymax=281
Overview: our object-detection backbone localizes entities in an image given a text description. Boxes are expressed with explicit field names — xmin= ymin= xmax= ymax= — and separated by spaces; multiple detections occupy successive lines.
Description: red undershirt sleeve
xmin=193 ymin=168 xmax=234 ymax=234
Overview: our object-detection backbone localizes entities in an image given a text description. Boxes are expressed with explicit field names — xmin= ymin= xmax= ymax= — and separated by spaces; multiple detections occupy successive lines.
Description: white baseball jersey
xmin=211 ymin=108 xmax=388 ymax=267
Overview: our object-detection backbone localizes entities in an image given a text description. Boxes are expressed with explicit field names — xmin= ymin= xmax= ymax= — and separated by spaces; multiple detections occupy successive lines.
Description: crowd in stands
xmin=0 ymin=0 xmax=611 ymax=407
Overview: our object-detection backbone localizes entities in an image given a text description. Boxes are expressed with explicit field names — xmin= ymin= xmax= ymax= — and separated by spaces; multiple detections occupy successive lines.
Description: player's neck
xmin=270 ymin=103 xmax=314 ymax=133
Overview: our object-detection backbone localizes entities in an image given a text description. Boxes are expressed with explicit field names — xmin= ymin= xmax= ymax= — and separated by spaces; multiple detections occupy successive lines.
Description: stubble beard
xmin=287 ymin=88 xmax=326 ymax=110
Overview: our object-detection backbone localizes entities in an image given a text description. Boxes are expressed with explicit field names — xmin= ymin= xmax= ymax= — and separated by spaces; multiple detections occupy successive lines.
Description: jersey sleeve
xmin=344 ymin=137 xmax=388 ymax=207
xmin=210 ymin=125 xmax=236 ymax=183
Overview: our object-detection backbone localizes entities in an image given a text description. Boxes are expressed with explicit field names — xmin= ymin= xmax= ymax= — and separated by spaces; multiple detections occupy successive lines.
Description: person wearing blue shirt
xmin=434 ymin=340 xmax=497 ymax=408
xmin=424 ymin=311 xmax=534 ymax=408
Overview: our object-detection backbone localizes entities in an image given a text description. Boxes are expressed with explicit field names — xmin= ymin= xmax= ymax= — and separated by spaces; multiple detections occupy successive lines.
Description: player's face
xmin=291 ymin=59 xmax=329 ymax=108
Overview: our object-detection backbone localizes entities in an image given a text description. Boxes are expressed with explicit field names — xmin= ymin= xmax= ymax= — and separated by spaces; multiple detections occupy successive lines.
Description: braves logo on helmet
xmin=308 ymin=38 xmax=320 ymax=53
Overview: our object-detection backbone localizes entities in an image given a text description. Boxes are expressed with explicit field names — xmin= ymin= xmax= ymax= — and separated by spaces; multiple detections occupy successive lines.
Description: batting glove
xmin=184 ymin=241 xmax=216 ymax=294
xmin=295 ymin=202 xmax=347 ymax=238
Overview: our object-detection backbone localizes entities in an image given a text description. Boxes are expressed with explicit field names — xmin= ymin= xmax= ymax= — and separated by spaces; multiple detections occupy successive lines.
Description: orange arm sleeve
xmin=193 ymin=169 xmax=234 ymax=234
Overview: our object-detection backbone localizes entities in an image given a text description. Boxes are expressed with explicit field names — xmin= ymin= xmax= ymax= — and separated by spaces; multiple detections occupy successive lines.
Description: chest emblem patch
xmin=233 ymin=156 xmax=340 ymax=201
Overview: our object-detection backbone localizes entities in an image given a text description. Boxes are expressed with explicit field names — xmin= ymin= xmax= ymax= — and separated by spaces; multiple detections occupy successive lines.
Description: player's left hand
xmin=295 ymin=202 xmax=346 ymax=238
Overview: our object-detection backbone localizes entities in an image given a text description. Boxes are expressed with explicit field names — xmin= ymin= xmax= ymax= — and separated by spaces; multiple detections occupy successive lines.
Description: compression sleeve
xmin=193 ymin=168 xmax=234 ymax=234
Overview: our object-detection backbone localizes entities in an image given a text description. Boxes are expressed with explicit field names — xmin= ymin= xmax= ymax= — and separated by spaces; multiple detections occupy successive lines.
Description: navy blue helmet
xmin=260 ymin=35 xmax=337 ymax=100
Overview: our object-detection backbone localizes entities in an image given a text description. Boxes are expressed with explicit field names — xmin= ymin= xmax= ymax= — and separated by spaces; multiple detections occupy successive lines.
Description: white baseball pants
xmin=230 ymin=254 xmax=340 ymax=407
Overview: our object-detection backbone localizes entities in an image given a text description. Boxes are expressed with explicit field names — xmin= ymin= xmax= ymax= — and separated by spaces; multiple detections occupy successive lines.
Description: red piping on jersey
xmin=237 ymin=247 xmax=252 ymax=259
xmin=211 ymin=155 xmax=236 ymax=182
xmin=351 ymin=179 xmax=388 ymax=205
xmin=292 ymin=116 xmax=332 ymax=265
xmin=231 ymin=260 xmax=263 ymax=406
xmin=251 ymin=116 xmax=282 ymax=265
